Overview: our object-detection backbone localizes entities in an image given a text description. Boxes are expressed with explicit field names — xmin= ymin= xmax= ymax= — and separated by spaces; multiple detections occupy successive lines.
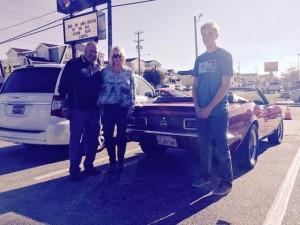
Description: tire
xmin=237 ymin=124 xmax=259 ymax=170
xmin=140 ymin=141 xmax=167 ymax=156
xmin=268 ymin=119 xmax=283 ymax=145
xmin=97 ymin=126 xmax=105 ymax=152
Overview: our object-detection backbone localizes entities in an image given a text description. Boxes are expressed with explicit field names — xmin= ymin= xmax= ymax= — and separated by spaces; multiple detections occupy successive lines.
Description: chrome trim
xmin=0 ymin=102 xmax=51 ymax=105
xmin=127 ymin=128 xmax=197 ymax=137
xmin=127 ymin=128 xmax=236 ymax=140
xmin=183 ymin=118 xmax=196 ymax=130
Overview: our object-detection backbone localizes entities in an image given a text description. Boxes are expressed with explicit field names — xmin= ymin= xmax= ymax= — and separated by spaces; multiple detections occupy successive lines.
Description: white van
xmin=0 ymin=64 xmax=155 ymax=149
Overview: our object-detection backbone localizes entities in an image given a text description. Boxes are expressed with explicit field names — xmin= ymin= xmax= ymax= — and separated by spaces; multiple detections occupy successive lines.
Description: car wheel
xmin=268 ymin=119 xmax=283 ymax=145
xmin=237 ymin=124 xmax=259 ymax=170
xmin=140 ymin=141 xmax=167 ymax=156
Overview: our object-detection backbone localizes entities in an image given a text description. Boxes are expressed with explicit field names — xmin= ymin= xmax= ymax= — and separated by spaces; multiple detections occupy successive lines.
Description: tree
xmin=143 ymin=68 xmax=164 ymax=87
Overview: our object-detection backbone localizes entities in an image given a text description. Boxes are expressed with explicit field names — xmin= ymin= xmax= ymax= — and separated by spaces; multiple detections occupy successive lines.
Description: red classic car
xmin=126 ymin=88 xmax=284 ymax=169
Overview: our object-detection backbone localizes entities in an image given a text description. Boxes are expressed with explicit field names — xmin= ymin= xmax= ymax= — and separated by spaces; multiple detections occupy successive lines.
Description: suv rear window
xmin=1 ymin=67 xmax=61 ymax=93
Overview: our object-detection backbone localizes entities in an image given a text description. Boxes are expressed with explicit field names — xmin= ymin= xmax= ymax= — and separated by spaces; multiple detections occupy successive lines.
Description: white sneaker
xmin=192 ymin=178 xmax=211 ymax=188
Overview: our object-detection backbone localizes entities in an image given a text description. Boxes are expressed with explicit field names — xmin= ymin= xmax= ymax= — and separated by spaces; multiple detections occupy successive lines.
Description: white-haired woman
xmin=98 ymin=45 xmax=136 ymax=173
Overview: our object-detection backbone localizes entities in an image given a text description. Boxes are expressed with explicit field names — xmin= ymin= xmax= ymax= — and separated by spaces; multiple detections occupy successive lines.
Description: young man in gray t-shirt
xmin=191 ymin=21 xmax=233 ymax=196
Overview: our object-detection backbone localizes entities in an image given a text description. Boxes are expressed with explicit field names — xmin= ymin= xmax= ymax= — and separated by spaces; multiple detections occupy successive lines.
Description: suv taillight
xmin=51 ymin=95 xmax=64 ymax=118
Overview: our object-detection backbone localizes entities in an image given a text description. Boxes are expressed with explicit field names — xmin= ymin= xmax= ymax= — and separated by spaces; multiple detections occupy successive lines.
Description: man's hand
xmin=61 ymin=99 xmax=70 ymax=120
xmin=196 ymin=106 xmax=212 ymax=119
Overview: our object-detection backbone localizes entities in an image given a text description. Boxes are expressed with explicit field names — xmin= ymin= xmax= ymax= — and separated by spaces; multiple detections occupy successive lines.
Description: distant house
xmin=144 ymin=60 xmax=161 ymax=70
xmin=2 ymin=43 xmax=104 ymax=72
xmin=124 ymin=58 xmax=162 ymax=75
xmin=6 ymin=48 xmax=33 ymax=67
xmin=177 ymin=69 xmax=192 ymax=75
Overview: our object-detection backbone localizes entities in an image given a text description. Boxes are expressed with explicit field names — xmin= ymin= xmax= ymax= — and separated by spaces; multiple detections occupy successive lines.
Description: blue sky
xmin=0 ymin=0 xmax=300 ymax=76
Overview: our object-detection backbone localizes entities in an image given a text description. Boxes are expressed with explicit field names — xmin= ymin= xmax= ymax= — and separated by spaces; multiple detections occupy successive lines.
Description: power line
xmin=0 ymin=0 xmax=156 ymax=46
xmin=0 ymin=15 xmax=68 ymax=45
xmin=0 ymin=11 xmax=57 ymax=32
xmin=0 ymin=24 xmax=62 ymax=45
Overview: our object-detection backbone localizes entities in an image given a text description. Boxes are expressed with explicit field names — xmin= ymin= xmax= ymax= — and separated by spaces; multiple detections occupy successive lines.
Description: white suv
xmin=262 ymin=81 xmax=281 ymax=93
xmin=0 ymin=64 xmax=155 ymax=148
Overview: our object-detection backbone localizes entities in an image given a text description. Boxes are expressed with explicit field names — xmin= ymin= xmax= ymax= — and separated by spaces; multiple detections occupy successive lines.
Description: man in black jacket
xmin=58 ymin=41 xmax=102 ymax=181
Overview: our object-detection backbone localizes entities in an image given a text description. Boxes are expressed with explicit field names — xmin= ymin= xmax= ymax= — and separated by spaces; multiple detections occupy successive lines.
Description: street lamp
xmin=194 ymin=13 xmax=203 ymax=58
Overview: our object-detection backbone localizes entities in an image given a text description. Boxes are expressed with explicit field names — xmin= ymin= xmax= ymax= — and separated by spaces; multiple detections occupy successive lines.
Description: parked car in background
xmin=155 ymin=88 xmax=189 ymax=97
xmin=175 ymin=85 xmax=186 ymax=91
xmin=161 ymin=83 xmax=175 ymax=90
xmin=0 ymin=64 xmax=156 ymax=149
xmin=243 ymin=81 xmax=256 ymax=91
xmin=291 ymin=88 xmax=300 ymax=103
xmin=185 ymin=85 xmax=193 ymax=91
xmin=262 ymin=81 xmax=281 ymax=93
xmin=292 ymin=80 xmax=300 ymax=90
xmin=127 ymin=88 xmax=283 ymax=169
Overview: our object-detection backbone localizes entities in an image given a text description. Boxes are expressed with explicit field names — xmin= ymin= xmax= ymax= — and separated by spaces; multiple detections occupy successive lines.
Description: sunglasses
xmin=113 ymin=54 xmax=122 ymax=58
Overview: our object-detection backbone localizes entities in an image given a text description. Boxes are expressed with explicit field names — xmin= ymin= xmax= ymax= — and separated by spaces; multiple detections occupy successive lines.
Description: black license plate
xmin=12 ymin=105 xmax=25 ymax=114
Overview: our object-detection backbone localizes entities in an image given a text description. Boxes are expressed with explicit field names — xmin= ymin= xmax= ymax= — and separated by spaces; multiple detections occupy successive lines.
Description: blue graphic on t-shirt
xmin=198 ymin=60 xmax=216 ymax=73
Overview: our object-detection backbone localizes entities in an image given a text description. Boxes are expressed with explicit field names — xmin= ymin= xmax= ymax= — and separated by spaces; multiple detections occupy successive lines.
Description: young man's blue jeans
xmin=69 ymin=108 xmax=100 ymax=176
xmin=195 ymin=112 xmax=233 ymax=187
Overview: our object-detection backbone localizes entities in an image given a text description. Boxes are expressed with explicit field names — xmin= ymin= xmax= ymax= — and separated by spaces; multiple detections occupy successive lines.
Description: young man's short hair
xmin=201 ymin=21 xmax=219 ymax=35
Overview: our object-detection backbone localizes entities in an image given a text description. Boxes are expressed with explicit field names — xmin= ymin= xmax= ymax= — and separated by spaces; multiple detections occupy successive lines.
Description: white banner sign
xmin=63 ymin=12 xmax=98 ymax=44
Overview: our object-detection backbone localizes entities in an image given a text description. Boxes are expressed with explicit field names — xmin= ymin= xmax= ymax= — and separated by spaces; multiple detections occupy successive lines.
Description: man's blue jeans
xmin=69 ymin=108 xmax=100 ymax=176
xmin=195 ymin=112 xmax=233 ymax=187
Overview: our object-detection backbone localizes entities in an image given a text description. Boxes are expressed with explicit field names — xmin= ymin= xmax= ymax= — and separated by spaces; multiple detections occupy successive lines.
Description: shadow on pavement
xmin=0 ymin=142 xmax=276 ymax=225
xmin=0 ymin=144 xmax=69 ymax=175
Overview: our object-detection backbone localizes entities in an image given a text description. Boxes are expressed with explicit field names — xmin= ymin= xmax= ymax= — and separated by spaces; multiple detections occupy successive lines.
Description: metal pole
xmin=107 ymin=0 xmax=112 ymax=59
xmin=298 ymin=54 xmax=300 ymax=80
xmin=70 ymin=11 xmax=76 ymax=59
xmin=194 ymin=16 xmax=198 ymax=58
xmin=193 ymin=14 xmax=203 ymax=59
xmin=134 ymin=31 xmax=144 ymax=75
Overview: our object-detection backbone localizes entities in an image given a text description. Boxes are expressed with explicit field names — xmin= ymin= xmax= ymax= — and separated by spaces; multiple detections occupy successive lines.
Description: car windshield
xmin=229 ymin=89 xmax=267 ymax=104
xmin=1 ymin=67 xmax=61 ymax=93
xmin=168 ymin=89 xmax=189 ymax=97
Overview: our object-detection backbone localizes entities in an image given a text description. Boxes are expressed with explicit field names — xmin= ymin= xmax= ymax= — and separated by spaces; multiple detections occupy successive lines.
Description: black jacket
xmin=58 ymin=55 xmax=102 ymax=110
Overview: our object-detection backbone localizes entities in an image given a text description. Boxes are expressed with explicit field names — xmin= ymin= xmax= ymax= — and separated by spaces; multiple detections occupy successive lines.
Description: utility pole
xmin=238 ymin=62 xmax=241 ymax=87
xmin=107 ymin=0 xmax=112 ymax=59
xmin=134 ymin=31 xmax=144 ymax=75
xmin=70 ymin=11 xmax=76 ymax=59
xmin=194 ymin=13 xmax=203 ymax=58
xmin=297 ymin=54 xmax=300 ymax=80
